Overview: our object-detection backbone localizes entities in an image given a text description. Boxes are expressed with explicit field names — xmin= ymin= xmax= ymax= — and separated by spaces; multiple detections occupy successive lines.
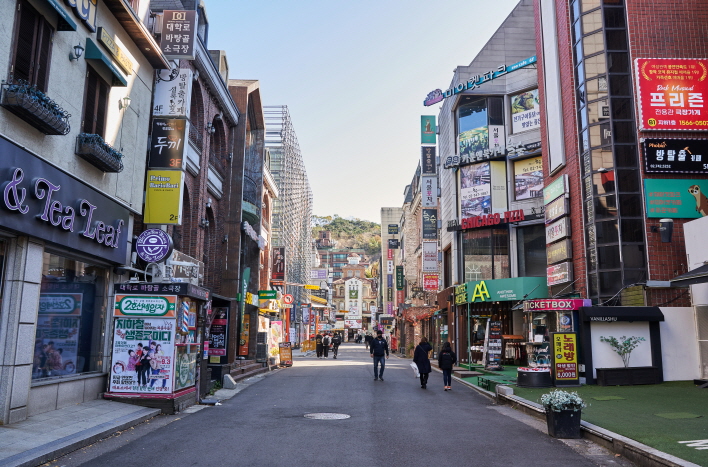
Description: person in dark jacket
xmin=315 ymin=333 xmax=323 ymax=358
xmin=331 ymin=333 xmax=342 ymax=359
xmin=438 ymin=341 xmax=457 ymax=391
xmin=364 ymin=333 xmax=373 ymax=350
xmin=369 ymin=330 xmax=389 ymax=381
xmin=413 ymin=336 xmax=433 ymax=389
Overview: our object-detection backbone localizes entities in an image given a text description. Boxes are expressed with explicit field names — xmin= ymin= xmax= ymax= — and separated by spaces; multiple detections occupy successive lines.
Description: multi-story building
xmin=331 ymin=254 xmax=377 ymax=337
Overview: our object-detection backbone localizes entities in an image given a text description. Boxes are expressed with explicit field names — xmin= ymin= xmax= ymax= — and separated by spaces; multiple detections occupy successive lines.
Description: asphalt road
xmin=49 ymin=343 xmax=632 ymax=467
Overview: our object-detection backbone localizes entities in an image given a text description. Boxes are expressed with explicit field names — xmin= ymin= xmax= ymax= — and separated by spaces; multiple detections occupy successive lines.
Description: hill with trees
xmin=312 ymin=215 xmax=381 ymax=257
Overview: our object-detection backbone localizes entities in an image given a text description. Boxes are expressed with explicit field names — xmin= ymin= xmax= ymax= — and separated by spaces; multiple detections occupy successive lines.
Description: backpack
xmin=440 ymin=352 xmax=453 ymax=367
xmin=332 ymin=336 xmax=341 ymax=345
xmin=322 ymin=336 xmax=330 ymax=346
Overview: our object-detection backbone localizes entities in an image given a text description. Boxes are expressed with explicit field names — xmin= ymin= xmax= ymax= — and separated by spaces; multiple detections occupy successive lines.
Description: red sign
xmin=635 ymin=58 xmax=708 ymax=131
xmin=282 ymin=294 xmax=294 ymax=305
xmin=524 ymin=298 xmax=590 ymax=312
xmin=423 ymin=274 xmax=438 ymax=291
xmin=396 ymin=290 xmax=404 ymax=303
xmin=387 ymin=249 xmax=393 ymax=260
xmin=460 ymin=209 xmax=525 ymax=230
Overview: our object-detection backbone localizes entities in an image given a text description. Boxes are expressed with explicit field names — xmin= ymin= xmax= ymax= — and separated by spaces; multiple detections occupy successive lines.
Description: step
xmin=454 ymin=370 xmax=484 ymax=378
xmin=230 ymin=366 xmax=269 ymax=383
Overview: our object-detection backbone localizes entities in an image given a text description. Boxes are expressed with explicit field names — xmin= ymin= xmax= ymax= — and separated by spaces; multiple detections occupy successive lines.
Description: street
xmin=48 ymin=343 xmax=631 ymax=467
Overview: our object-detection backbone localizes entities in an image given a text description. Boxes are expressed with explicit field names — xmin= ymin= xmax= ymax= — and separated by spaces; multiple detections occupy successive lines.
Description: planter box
xmin=75 ymin=135 xmax=124 ymax=173
xmin=1 ymin=86 xmax=70 ymax=135
xmin=517 ymin=369 xmax=553 ymax=388
xmin=596 ymin=366 xmax=662 ymax=386
xmin=546 ymin=409 xmax=582 ymax=439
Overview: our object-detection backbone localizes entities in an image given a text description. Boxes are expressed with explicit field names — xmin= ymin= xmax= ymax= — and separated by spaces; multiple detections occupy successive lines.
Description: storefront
xmin=0 ymin=137 xmax=131 ymax=423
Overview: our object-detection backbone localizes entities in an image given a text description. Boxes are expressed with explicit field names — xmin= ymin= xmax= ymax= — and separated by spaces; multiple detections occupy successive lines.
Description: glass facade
xmin=33 ymin=252 xmax=109 ymax=381
xmin=461 ymin=228 xmax=510 ymax=282
xmin=570 ymin=0 xmax=646 ymax=302
xmin=517 ymin=224 xmax=547 ymax=277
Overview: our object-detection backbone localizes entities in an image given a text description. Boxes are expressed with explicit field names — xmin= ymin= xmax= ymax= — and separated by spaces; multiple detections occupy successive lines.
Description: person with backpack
xmin=438 ymin=341 xmax=457 ymax=391
xmin=331 ymin=333 xmax=342 ymax=359
xmin=413 ymin=336 xmax=433 ymax=389
xmin=315 ymin=333 xmax=324 ymax=358
xmin=322 ymin=333 xmax=331 ymax=358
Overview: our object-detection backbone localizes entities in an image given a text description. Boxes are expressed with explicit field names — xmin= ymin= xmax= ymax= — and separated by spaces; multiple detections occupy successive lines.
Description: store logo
xmin=471 ymin=281 xmax=490 ymax=302
xmin=38 ymin=295 xmax=78 ymax=314
xmin=135 ymin=229 xmax=173 ymax=263
xmin=117 ymin=297 xmax=173 ymax=316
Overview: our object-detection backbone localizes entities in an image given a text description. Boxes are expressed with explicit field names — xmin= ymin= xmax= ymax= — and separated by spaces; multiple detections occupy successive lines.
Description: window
xmin=11 ymin=0 xmax=53 ymax=91
xmin=457 ymin=97 xmax=488 ymax=157
xmin=517 ymin=225 xmax=546 ymax=277
xmin=82 ymin=66 xmax=110 ymax=137
xmin=34 ymin=252 xmax=108 ymax=381
xmin=461 ymin=228 xmax=510 ymax=282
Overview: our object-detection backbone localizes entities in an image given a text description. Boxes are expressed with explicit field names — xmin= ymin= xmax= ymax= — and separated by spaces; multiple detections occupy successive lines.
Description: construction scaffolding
xmin=264 ymin=105 xmax=313 ymax=309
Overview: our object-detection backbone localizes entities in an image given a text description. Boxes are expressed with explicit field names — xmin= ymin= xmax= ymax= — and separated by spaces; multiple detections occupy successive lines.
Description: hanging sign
xmin=421 ymin=115 xmax=436 ymax=144
xmin=135 ymin=229 xmax=173 ymax=263
xmin=149 ymin=119 xmax=188 ymax=169
xmin=144 ymin=170 xmax=184 ymax=225
xmin=161 ymin=10 xmax=197 ymax=59
xmin=422 ymin=176 xmax=437 ymax=207
xmin=421 ymin=146 xmax=436 ymax=175
xmin=153 ymin=68 xmax=192 ymax=118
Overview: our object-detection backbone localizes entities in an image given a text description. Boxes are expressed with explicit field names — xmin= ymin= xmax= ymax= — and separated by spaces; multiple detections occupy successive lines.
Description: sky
xmin=207 ymin=0 xmax=521 ymax=223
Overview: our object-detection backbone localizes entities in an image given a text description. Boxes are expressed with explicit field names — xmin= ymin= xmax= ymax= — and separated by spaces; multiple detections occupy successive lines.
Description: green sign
xmin=395 ymin=266 xmax=404 ymax=290
xmin=544 ymin=175 xmax=568 ymax=205
xmin=455 ymin=283 xmax=467 ymax=305
xmin=458 ymin=277 xmax=548 ymax=304
xmin=258 ymin=290 xmax=277 ymax=300
xmin=644 ymin=179 xmax=708 ymax=218
xmin=349 ymin=289 xmax=358 ymax=299
xmin=421 ymin=115 xmax=436 ymax=144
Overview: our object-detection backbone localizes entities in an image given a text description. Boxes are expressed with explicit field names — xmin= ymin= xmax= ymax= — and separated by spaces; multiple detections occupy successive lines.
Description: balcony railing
xmin=75 ymin=133 xmax=124 ymax=173
xmin=0 ymin=79 xmax=70 ymax=135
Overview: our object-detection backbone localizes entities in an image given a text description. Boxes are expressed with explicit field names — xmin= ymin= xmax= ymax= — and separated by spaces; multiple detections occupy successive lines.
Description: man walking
xmin=322 ymin=333 xmax=330 ymax=358
xmin=370 ymin=330 xmax=389 ymax=381
xmin=331 ymin=333 xmax=341 ymax=359
xmin=364 ymin=332 xmax=373 ymax=350
xmin=315 ymin=333 xmax=323 ymax=358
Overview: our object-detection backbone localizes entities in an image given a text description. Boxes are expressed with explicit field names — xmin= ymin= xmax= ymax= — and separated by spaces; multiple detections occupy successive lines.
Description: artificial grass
xmin=512 ymin=381 xmax=708 ymax=466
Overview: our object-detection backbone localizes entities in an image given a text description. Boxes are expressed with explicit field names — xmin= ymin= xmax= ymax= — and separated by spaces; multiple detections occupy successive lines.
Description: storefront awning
xmin=309 ymin=294 xmax=328 ymax=305
xmin=43 ymin=0 xmax=77 ymax=31
xmin=84 ymin=38 xmax=128 ymax=87
xmin=580 ymin=306 xmax=664 ymax=322
xmin=670 ymin=263 xmax=708 ymax=287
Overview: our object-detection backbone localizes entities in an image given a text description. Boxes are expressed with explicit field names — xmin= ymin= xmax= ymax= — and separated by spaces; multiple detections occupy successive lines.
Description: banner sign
xmin=387 ymin=260 xmax=394 ymax=274
xmin=551 ymin=332 xmax=579 ymax=385
xmin=387 ymin=274 xmax=393 ymax=288
xmin=388 ymin=239 xmax=399 ymax=249
xmin=311 ymin=268 xmax=328 ymax=280
xmin=208 ymin=308 xmax=228 ymax=357
xmin=514 ymin=157 xmax=543 ymax=200
xmin=544 ymin=175 xmax=568 ymax=205
xmin=643 ymin=139 xmax=708 ymax=173
xmin=511 ymin=89 xmax=541 ymax=133
xmin=109 ymin=318 xmax=175 ymax=393
xmin=149 ymin=119 xmax=187 ymax=169
xmin=422 ymin=176 xmax=437 ymax=207
xmin=635 ymin=58 xmax=708 ymax=131
xmin=161 ymin=10 xmax=197 ymax=59
xmin=153 ymin=68 xmax=192 ymax=118
xmin=644 ymin=178 xmax=708 ymax=218
xmin=114 ymin=295 xmax=177 ymax=318
xmin=547 ymin=262 xmax=573 ymax=286
xmin=344 ymin=320 xmax=362 ymax=329
xmin=458 ymin=277 xmax=547 ymax=304
xmin=421 ymin=146 xmax=436 ymax=175
xmin=423 ymin=274 xmax=438 ymax=291
xmin=144 ymin=170 xmax=184 ymax=225
xmin=545 ymin=196 xmax=569 ymax=224
xmin=524 ymin=299 xmax=591 ymax=312
xmin=422 ymin=208 xmax=438 ymax=239
xmin=272 ymin=247 xmax=285 ymax=280
xmin=421 ymin=115 xmax=436 ymax=144
xmin=387 ymin=248 xmax=393 ymax=260
xmin=422 ymin=241 xmax=438 ymax=272
xmin=396 ymin=266 xmax=404 ymax=290
xmin=546 ymin=218 xmax=571 ymax=244
xmin=388 ymin=224 xmax=399 ymax=234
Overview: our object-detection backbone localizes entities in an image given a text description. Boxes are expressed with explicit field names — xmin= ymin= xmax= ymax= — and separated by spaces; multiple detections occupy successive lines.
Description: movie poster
xmin=33 ymin=293 xmax=82 ymax=379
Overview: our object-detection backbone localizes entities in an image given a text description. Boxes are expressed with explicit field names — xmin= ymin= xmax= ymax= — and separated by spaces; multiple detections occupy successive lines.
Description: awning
xmin=580 ymin=306 xmax=664 ymax=322
xmin=670 ymin=263 xmax=708 ymax=287
xmin=43 ymin=0 xmax=77 ymax=31
xmin=309 ymin=295 xmax=328 ymax=305
xmin=84 ymin=39 xmax=128 ymax=87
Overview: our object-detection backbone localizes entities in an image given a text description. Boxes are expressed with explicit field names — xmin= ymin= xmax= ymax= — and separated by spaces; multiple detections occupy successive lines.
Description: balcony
xmin=75 ymin=134 xmax=124 ymax=173
xmin=0 ymin=79 xmax=70 ymax=135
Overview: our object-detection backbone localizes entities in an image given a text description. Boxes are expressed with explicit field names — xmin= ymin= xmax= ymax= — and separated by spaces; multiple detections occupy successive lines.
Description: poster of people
xmin=514 ymin=157 xmax=544 ymax=200
xmin=511 ymin=89 xmax=541 ymax=133
xmin=33 ymin=293 xmax=82 ymax=379
xmin=459 ymin=162 xmax=491 ymax=217
xmin=109 ymin=318 xmax=174 ymax=393
xmin=459 ymin=127 xmax=488 ymax=159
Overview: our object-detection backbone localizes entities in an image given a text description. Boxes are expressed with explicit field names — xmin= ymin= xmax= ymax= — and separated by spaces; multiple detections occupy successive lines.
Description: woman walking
xmin=438 ymin=341 xmax=457 ymax=391
xmin=413 ymin=336 xmax=433 ymax=389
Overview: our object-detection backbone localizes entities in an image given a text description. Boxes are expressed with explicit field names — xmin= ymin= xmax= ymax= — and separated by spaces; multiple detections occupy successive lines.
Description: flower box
xmin=1 ymin=80 xmax=70 ymax=135
xmin=75 ymin=134 xmax=124 ymax=173
xmin=546 ymin=408 xmax=582 ymax=439
xmin=596 ymin=366 xmax=661 ymax=386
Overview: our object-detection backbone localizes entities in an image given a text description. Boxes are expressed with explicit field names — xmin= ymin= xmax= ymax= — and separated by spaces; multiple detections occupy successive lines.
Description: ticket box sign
xmin=551 ymin=332 xmax=580 ymax=386
xmin=524 ymin=299 xmax=591 ymax=312
xmin=114 ymin=295 xmax=177 ymax=317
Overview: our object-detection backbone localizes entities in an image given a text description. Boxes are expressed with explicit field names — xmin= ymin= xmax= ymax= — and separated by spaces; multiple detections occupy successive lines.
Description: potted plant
xmin=540 ymin=389 xmax=586 ymax=439
xmin=596 ymin=335 xmax=660 ymax=386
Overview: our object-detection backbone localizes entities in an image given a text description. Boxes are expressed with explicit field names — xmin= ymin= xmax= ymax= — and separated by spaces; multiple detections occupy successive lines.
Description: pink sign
xmin=523 ymin=298 xmax=591 ymax=312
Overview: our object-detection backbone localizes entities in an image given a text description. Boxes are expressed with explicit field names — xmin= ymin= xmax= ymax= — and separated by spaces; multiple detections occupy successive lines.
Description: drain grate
xmin=304 ymin=413 xmax=350 ymax=420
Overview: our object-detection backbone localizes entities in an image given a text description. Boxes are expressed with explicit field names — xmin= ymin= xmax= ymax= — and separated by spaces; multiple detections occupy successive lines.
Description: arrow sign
xmin=282 ymin=294 xmax=294 ymax=304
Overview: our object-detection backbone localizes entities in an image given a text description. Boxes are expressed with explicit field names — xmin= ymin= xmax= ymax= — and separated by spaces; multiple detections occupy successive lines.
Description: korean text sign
xmin=161 ymin=10 xmax=197 ymax=59
xmin=551 ymin=332 xmax=579 ymax=385
xmin=635 ymin=58 xmax=708 ymax=131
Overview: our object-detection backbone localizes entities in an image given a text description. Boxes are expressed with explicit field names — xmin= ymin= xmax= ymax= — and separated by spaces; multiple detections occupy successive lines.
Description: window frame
xmin=9 ymin=0 xmax=54 ymax=92
xmin=81 ymin=65 xmax=111 ymax=137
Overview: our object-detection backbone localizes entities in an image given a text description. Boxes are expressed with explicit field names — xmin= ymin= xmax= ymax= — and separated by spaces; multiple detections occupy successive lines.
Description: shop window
xmin=457 ymin=97 xmax=487 ymax=157
xmin=595 ymin=220 xmax=619 ymax=244
xmin=517 ymin=224 xmax=546 ymax=277
xmin=10 ymin=0 xmax=53 ymax=92
xmin=622 ymin=244 xmax=646 ymax=269
xmin=462 ymin=228 xmax=509 ymax=282
xmin=82 ymin=67 xmax=110 ymax=138
xmin=34 ymin=252 xmax=108 ymax=381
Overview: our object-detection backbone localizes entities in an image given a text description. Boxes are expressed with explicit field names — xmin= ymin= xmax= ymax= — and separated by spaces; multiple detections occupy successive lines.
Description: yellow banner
xmin=309 ymin=294 xmax=327 ymax=304
xmin=145 ymin=170 xmax=184 ymax=224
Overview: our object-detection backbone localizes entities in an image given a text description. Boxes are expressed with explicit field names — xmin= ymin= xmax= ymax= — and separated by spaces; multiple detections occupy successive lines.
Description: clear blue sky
xmin=207 ymin=0 xmax=520 ymax=223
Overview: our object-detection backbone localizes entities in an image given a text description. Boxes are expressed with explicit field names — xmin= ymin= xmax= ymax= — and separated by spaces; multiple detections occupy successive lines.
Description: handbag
xmin=410 ymin=362 xmax=420 ymax=378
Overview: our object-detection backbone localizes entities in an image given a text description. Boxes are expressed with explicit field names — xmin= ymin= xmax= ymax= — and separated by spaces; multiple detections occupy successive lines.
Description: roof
xmin=670 ymin=263 xmax=708 ymax=287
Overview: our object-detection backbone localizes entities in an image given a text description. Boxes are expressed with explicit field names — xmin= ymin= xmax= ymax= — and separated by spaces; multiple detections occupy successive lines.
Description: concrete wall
xmin=659 ymin=307 xmax=700 ymax=381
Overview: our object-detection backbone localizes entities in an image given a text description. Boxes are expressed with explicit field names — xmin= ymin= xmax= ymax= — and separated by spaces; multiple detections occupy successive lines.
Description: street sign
xmin=258 ymin=290 xmax=277 ymax=300
xmin=282 ymin=304 xmax=293 ymax=309
xmin=304 ymin=284 xmax=319 ymax=290
xmin=282 ymin=294 xmax=294 ymax=304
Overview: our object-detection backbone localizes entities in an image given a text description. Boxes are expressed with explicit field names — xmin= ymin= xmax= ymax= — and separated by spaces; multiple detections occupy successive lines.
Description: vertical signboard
xmin=388 ymin=224 xmax=399 ymax=234
xmin=208 ymin=307 xmax=228 ymax=360
xmin=160 ymin=10 xmax=197 ymax=60
xmin=422 ymin=208 xmax=438 ymax=239
xmin=144 ymin=170 xmax=185 ymax=225
xmin=149 ymin=119 xmax=188 ymax=169
xmin=421 ymin=115 xmax=436 ymax=144
xmin=395 ymin=266 xmax=404 ymax=290
xmin=423 ymin=274 xmax=438 ymax=291
xmin=421 ymin=146 xmax=436 ymax=175
xmin=551 ymin=332 xmax=579 ymax=386
xmin=238 ymin=268 xmax=251 ymax=356
xmin=422 ymin=176 xmax=437 ymax=207
xmin=422 ymin=241 xmax=438 ymax=272
xmin=152 ymin=69 xmax=192 ymax=119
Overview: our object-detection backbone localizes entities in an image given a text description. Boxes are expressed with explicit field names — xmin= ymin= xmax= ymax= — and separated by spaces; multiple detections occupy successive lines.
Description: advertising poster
xmin=459 ymin=162 xmax=491 ymax=217
xmin=279 ymin=342 xmax=293 ymax=366
xmin=272 ymin=247 xmax=286 ymax=280
xmin=109 ymin=318 xmax=175 ymax=394
xmin=208 ymin=307 xmax=228 ymax=357
xmin=644 ymin=139 xmax=708 ymax=174
xmin=144 ymin=170 xmax=184 ymax=225
xmin=421 ymin=146 xmax=436 ymax=174
xmin=514 ymin=157 xmax=544 ymax=200
xmin=347 ymin=306 xmax=360 ymax=319
xmin=511 ymin=89 xmax=541 ymax=133
xmin=644 ymin=179 xmax=708 ymax=218
xmin=423 ymin=274 xmax=438 ymax=291
xmin=459 ymin=127 xmax=488 ymax=159
xmin=174 ymin=345 xmax=197 ymax=390
xmin=270 ymin=321 xmax=283 ymax=360
xmin=345 ymin=320 xmax=362 ymax=329
xmin=423 ymin=241 xmax=438 ymax=272
xmin=421 ymin=115 xmax=436 ymax=144
xmin=34 ymin=293 xmax=83 ymax=378
xmin=552 ymin=333 xmax=579 ymax=386
xmin=238 ymin=313 xmax=250 ymax=356
xmin=635 ymin=58 xmax=708 ymax=131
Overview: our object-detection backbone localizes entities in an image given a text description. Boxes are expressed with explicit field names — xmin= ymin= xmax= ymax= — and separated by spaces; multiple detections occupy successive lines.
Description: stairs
xmin=229 ymin=360 xmax=269 ymax=383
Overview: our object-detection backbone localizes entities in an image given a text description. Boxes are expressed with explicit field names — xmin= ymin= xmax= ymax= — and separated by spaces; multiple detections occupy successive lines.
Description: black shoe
xmin=374 ymin=377 xmax=378 ymax=381
xmin=379 ymin=377 xmax=384 ymax=381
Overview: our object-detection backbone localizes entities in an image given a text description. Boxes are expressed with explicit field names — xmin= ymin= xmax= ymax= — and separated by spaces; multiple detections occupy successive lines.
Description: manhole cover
xmin=304 ymin=413 xmax=350 ymax=420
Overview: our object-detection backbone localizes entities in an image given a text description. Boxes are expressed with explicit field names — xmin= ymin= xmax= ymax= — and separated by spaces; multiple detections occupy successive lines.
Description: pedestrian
xmin=331 ymin=333 xmax=341 ymax=359
xmin=365 ymin=332 xmax=373 ymax=350
xmin=315 ymin=333 xmax=323 ymax=358
xmin=370 ymin=330 xmax=389 ymax=381
xmin=438 ymin=341 xmax=457 ymax=391
xmin=413 ymin=336 xmax=433 ymax=389
xmin=322 ymin=333 xmax=330 ymax=358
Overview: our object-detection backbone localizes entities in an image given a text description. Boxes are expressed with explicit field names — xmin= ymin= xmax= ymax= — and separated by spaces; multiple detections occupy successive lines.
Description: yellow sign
xmin=309 ymin=295 xmax=327 ymax=304
xmin=97 ymin=27 xmax=133 ymax=75
xmin=455 ymin=283 xmax=467 ymax=305
xmin=304 ymin=284 xmax=319 ymax=290
xmin=145 ymin=170 xmax=184 ymax=224
xmin=553 ymin=333 xmax=579 ymax=381
xmin=471 ymin=281 xmax=490 ymax=302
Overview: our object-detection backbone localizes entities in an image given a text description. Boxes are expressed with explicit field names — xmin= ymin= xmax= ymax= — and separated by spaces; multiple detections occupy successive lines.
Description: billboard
xmin=144 ymin=170 xmax=184 ymax=225
xmin=511 ymin=89 xmax=541 ymax=133
xmin=272 ymin=247 xmax=286 ymax=280
xmin=644 ymin=178 xmax=708 ymax=218
xmin=643 ymin=139 xmax=708 ymax=174
xmin=422 ymin=241 xmax=438 ymax=272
